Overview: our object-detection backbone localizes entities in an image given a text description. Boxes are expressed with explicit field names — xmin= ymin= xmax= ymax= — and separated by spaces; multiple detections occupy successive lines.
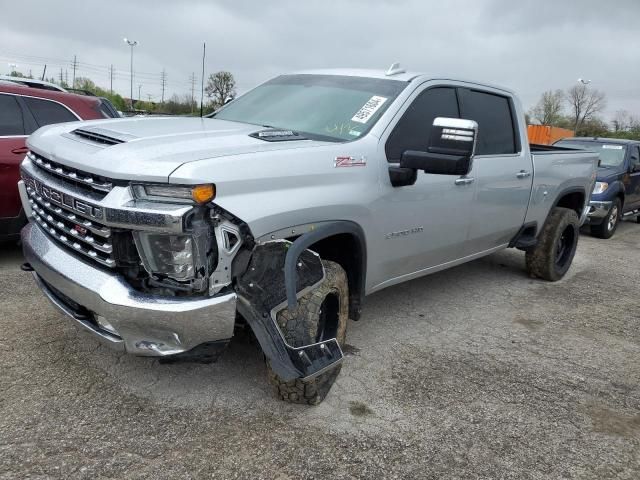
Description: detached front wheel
xmin=526 ymin=207 xmax=579 ymax=281
xmin=267 ymin=260 xmax=349 ymax=405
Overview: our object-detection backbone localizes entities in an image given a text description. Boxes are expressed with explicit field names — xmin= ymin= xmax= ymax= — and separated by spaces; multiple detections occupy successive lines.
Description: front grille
xmin=25 ymin=184 xmax=116 ymax=268
xmin=29 ymin=152 xmax=113 ymax=194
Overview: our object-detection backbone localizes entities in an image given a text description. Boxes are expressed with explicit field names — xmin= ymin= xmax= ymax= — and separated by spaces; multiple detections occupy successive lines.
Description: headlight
xmin=592 ymin=182 xmax=609 ymax=194
xmin=133 ymin=232 xmax=195 ymax=281
xmin=132 ymin=183 xmax=215 ymax=204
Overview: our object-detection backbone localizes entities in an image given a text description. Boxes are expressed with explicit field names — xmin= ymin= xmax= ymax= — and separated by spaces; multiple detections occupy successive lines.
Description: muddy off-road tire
xmin=526 ymin=207 xmax=580 ymax=281
xmin=267 ymin=260 xmax=348 ymax=405
xmin=591 ymin=198 xmax=621 ymax=239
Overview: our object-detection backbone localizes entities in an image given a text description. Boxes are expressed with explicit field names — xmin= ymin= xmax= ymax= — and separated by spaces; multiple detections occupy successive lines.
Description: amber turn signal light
xmin=191 ymin=184 xmax=215 ymax=204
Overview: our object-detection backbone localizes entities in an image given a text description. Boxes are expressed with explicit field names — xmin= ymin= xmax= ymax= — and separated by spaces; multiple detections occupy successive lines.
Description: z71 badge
xmin=334 ymin=156 xmax=367 ymax=168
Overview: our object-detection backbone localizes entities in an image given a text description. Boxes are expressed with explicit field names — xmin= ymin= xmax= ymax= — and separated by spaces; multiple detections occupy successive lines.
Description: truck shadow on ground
xmin=79 ymin=245 xmax=536 ymax=411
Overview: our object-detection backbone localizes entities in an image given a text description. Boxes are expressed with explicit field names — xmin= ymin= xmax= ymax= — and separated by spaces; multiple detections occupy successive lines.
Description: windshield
xmin=555 ymin=140 xmax=627 ymax=167
xmin=210 ymin=74 xmax=407 ymax=142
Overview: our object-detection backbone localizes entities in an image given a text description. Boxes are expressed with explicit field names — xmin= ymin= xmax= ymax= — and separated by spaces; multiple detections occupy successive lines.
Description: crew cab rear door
xmin=459 ymin=88 xmax=532 ymax=252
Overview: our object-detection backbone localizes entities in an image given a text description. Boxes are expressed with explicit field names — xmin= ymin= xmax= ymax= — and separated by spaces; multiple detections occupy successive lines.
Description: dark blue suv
xmin=555 ymin=137 xmax=640 ymax=238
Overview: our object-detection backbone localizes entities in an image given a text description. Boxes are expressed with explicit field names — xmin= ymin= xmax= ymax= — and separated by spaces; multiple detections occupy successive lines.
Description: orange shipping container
xmin=527 ymin=125 xmax=574 ymax=145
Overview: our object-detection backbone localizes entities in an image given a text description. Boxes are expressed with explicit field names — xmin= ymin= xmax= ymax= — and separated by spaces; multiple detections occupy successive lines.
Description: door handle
xmin=454 ymin=177 xmax=475 ymax=186
xmin=11 ymin=147 xmax=29 ymax=155
xmin=516 ymin=170 xmax=531 ymax=179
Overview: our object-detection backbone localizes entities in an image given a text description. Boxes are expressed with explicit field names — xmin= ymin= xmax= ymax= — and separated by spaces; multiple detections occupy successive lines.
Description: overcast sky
xmin=1 ymin=0 xmax=638 ymax=120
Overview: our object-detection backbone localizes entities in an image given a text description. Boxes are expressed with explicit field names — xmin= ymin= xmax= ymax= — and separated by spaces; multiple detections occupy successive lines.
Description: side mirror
xmin=402 ymin=117 xmax=478 ymax=176
xmin=224 ymin=96 xmax=235 ymax=105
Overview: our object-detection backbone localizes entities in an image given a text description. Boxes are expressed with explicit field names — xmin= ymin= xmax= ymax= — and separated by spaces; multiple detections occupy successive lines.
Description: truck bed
xmin=524 ymin=146 xmax=598 ymax=230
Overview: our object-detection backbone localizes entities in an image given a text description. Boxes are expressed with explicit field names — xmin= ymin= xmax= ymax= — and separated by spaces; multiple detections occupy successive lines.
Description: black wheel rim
xmin=316 ymin=293 xmax=339 ymax=342
xmin=555 ymin=224 xmax=576 ymax=269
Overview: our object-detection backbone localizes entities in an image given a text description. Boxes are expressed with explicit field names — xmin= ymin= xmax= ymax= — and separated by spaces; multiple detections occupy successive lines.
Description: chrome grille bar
xmin=28 ymin=189 xmax=111 ymax=238
xmin=28 ymin=152 xmax=113 ymax=193
xmin=25 ymin=186 xmax=116 ymax=268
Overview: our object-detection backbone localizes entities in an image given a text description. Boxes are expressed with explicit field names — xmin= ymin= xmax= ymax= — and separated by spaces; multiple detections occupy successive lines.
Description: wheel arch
xmin=283 ymin=221 xmax=367 ymax=321
xmin=553 ymin=187 xmax=586 ymax=217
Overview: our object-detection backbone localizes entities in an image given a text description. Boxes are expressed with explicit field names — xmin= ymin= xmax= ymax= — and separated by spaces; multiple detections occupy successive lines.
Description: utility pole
xmin=109 ymin=64 xmax=114 ymax=94
xmin=138 ymin=84 xmax=142 ymax=103
xmin=41 ymin=64 xmax=47 ymax=81
xmin=59 ymin=68 xmax=64 ymax=85
xmin=200 ymin=42 xmax=206 ymax=117
xmin=189 ymin=72 xmax=196 ymax=114
xmin=71 ymin=55 xmax=78 ymax=88
xmin=160 ymin=69 xmax=167 ymax=104
xmin=65 ymin=69 xmax=68 ymax=85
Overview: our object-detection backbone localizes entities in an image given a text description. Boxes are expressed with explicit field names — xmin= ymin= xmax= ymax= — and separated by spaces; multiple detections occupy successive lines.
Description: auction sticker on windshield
xmin=351 ymin=96 xmax=388 ymax=124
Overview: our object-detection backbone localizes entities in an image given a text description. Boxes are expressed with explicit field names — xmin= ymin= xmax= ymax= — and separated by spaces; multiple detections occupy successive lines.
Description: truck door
xmin=625 ymin=145 xmax=640 ymax=209
xmin=370 ymin=86 xmax=476 ymax=288
xmin=459 ymin=88 xmax=532 ymax=252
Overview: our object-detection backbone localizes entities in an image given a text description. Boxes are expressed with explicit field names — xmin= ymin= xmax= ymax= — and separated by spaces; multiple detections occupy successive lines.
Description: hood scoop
xmin=249 ymin=128 xmax=307 ymax=142
xmin=71 ymin=126 xmax=139 ymax=146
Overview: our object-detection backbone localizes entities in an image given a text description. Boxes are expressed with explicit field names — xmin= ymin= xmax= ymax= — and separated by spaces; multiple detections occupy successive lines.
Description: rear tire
xmin=526 ymin=207 xmax=579 ymax=281
xmin=590 ymin=199 xmax=621 ymax=239
xmin=266 ymin=260 xmax=349 ymax=405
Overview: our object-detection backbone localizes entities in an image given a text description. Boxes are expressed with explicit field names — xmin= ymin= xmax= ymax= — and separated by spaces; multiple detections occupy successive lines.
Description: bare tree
xmin=612 ymin=110 xmax=640 ymax=132
xmin=565 ymin=85 xmax=606 ymax=134
xmin=528 ymin=90 xmax=565 ymax=125
xmin=205 ymin=71 xmax=236 ymax=108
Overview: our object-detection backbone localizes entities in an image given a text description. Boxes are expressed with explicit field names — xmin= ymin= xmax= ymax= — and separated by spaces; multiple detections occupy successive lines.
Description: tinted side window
xmin=631 ymin=146 xmax=640 ymax=170
xmin=459 ymin=90 xmax=516 ymax=155
xmin=0 ymin=94 xmax=25 ymax=136
xmin=385 ymin=87 xmax=459 ymax=162
xmin=23 ymin=97 xmax=77 ymax=127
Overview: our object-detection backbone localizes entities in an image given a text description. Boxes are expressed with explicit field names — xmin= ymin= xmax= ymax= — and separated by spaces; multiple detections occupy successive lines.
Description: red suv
xmin=0 ymin=84 xmax=117 ymax=241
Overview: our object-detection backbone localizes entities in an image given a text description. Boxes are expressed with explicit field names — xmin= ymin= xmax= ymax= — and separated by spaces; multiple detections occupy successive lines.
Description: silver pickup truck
xmin=18 ymin=66 xmax=597 ymax=404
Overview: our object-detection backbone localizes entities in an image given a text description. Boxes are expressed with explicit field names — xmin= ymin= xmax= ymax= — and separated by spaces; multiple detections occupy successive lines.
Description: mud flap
xmin=235 ymin=242 xmax=344 ymax=381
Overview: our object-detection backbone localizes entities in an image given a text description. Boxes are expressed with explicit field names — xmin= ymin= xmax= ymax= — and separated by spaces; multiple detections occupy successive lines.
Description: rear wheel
xmin=266 ymin=260 xmax=348 ymax=405
xmin=526 ymin=207 xmax=580 ymax=281
xmin=591 ymin=199 xmax=621 ymax=239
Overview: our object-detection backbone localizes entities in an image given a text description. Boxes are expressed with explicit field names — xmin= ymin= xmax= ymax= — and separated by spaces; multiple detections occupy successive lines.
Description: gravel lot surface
xmin=1 ymin=223 xmax=639 ymax=479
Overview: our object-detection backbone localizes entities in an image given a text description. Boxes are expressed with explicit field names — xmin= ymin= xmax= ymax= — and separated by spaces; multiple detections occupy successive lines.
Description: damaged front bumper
xmin=22 ymin=222 xmax=236 ymax=356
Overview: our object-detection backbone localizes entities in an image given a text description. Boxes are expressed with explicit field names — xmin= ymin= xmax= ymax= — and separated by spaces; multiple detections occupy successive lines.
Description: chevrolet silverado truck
xmin=18 ymin=66 xmax=598 ymax=405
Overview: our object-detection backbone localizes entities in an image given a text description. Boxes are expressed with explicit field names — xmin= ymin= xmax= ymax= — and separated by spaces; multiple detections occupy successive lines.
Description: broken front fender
xmin=235 ymin=241 xmax=343 ymax=381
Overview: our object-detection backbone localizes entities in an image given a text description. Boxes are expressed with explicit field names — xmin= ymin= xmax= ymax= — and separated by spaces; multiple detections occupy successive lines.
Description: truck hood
xmin=26 ymin=117 xmax=331 ymax=182
xmin=595 ymin=166 xmax=623 ymax=183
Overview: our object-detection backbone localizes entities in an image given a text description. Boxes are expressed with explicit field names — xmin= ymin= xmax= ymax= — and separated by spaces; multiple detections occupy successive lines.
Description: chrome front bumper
xmin=587 ymin=200 xmax=613 ymax=219
xmin=22 ymin=222 xmax=237 ymax=356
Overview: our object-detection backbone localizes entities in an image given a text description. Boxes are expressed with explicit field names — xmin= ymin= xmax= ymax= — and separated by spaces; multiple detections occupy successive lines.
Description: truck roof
xmin=290 ymin=68 xmax=516 ymax=95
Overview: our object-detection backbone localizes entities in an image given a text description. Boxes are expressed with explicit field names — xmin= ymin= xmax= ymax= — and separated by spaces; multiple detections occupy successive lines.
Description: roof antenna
xmin=385 ymin=63 xmax=406 ymax=76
